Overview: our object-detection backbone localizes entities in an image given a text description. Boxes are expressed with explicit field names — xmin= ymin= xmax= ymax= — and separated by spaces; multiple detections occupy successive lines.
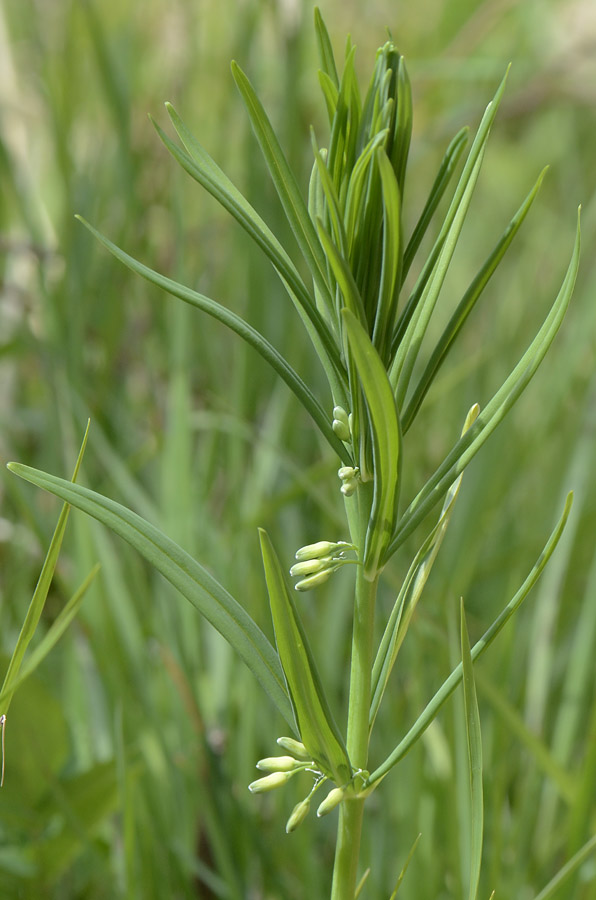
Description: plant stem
xmin=331 ymin=485 xmax=378 ymax=899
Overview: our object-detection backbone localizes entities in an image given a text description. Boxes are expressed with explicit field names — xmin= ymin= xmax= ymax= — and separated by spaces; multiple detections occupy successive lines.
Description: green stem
xmin=331 ymin=485 xmax=378 ymax=900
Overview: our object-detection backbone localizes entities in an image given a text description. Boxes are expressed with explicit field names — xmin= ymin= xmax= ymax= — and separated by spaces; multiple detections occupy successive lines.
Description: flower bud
xmin=285 ymin=797 xmax=311 ymax=833
xmin=294 ymin=541 xmax=340 ymax=561
xmin=256 ymin=755 xmax=301 ymax=773
xmin=332 ymin=406 xmax=351 ymax=442
xmin=276 ymin=736 xmax=312 ymax=761
xmin=294 ymin=568 xmax=333 ymax=592
xmin=338 ymin=466 xmax=358 ymax=481
xmin=316 ymin=786 xmax=345 ymax=817
xmin=248 ymin=771 xmax=292 ymax=793
xmin=289 ymin=557 xmax=332 ymax=578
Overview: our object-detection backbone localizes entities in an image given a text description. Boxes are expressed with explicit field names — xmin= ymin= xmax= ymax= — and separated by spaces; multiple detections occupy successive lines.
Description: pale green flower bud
xmin=316 ymin=786 xmax=345 ymax=817
xmin=338 ymin=466 xmax=360 ymax=498
xmin=276 ymin=736 xmax=312 ymax=761
xmin=294 ymin=541 xmax=340 ymax=561
xmin=285 ymin=797 xmax=311 ymax=833
xmin=294 ymin=568 xmax=333 ymax=592
xmin=248 ymin=771 xmax=292 ymax=793
xmin=332 ymin=406 xmax=351 ymax=441
xmin=289 ymin=557 xmax=333 ymax=578
xmin=256 ymin=755 xmax=301 ymax=773
xmin=338 ymin=466 xmax=358 ymax=481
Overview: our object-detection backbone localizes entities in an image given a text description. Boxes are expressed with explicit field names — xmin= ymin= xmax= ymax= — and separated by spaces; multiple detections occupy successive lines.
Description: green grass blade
xmin=461 ymin=600 xmax=483 ymax=900
xmin=7 ymin=463 xmax=294 ymax=728
xmin=314 ymin=7 xmax=339 ymax=89
xmin=370 ymin=405 xmax=478 ymax=728
xmin=231 ymin=61 xmax=334 ymax=314
xmin=366 ymin=493 xmax=573 ymax=787
xmin=401 ymin=168 xmax=548 ymax=432
xmin=474 ymin=671 xmax=575 ymax=803
xmin=259 ymin=529 xmax=352 ymax=784
xmin=401 ymin=127 xmax=469 ymax=282
xmin=387 ymin=211 xmax=580 ymax=557
xmin=158 ymin=107 xmax=345 ymax=385
xmin=0 ymin=422 xmax=90 ymax=714
xmin=531 ymin=834 xmax=596 ymax=900
xmin=342 ymin=309 xmax=401 ymax=579
xmin=388 ymin=833 xmax=421 ymax=898
xmin=0 ymin=565 xmax=100 ymax=708
xmin=76 ymin=216 xmax=352 ymax=466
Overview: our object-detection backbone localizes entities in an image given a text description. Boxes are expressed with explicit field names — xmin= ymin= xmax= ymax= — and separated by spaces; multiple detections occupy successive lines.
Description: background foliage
xmin=1 ymin=0 xmax=595 ymax=897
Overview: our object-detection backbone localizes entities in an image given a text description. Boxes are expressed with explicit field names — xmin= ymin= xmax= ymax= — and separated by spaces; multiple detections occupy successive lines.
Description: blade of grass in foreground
xmin=7 ymin=463 xmax=294 ymax=729
xmin=531 ymin=833 xmax=596 ymax=900
xmin=461 ymin=600 xmax=483 ymax=900
xmin=76 ymin=217 xmax=352 ymax=466
xmin=366 ymin=493 xmax=573 ymax=787
xmin=0 ymin=422 xmax=90 ymax=714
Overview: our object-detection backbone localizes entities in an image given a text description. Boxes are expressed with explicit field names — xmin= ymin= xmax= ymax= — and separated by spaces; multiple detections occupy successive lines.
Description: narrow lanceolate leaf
xmin=342 ymin=309 xmax=401 ymax=579
xmin=402 ymin=167 xmax=548 ymax=432
xmin=370 ymin=405 xmax=479 ymax=727
xmin=401 ymin=127 xmax=469 ymax=282
xmin=372 ymin=149 xmax=402 ymax=363
xmin=390 ymin=56 xmax=412 ymax=197
xmin=231 ymin=61 xmax=334 ymax=315
xmin=7 ymin=464 xmax=294 ymax=728
xmin=387 ymin=211 xmax=580 ymax=558
xmin=391 ymin=69 xmax=510 ymax=367
xmin=77 ymin=217 xmax=352 ymax=466
xmin=461 ymin=600 xmax=483 ymax=900
xmin=259 ymin=529 xmax=352 ymax=785
xmin=365 ymin=492 xmax=573 ymax=787
xmin=157 ymin=107 xmax=346 ymax=392
xmin=0 ymin=422 xmax=90 ymax=715
xmin=314 ymin=7 xmax=339 ymax=90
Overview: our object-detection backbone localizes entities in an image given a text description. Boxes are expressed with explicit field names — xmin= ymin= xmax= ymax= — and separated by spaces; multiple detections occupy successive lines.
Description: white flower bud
xmin=289 ymin=557 xmax=332 ymax=578
xmin=276 ymin=736 xmax=312 ymax=761
xmin=285 ymin=797 xmax=311 ymax=833
xmin=256 ymin=755 xmax=301 ymax=773
xmin=294 ymin=568 xmax=334 ymax=592
xmin=316 ymin=786 xmax=345 ymax=817
xmin=294 ymin=541 xmax=339 ymax=561
xmin=248 ymin=771 xmax=292 ymax=793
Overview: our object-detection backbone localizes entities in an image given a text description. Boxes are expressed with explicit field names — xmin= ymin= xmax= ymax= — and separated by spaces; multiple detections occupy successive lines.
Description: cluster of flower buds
xmin=290 ymin=540 xmax=357 ymax=591
xmin=338 ymin=466 xmax=359 ymax=497
xmin=248 ymin=737 xmax=330 ymax=833
xmin=332 ymin=406 xmax=352 ymax=442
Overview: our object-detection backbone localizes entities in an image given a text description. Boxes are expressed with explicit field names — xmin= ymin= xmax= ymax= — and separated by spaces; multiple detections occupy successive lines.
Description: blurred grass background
xmin=1 ymin=0 xmax=595 ymax=897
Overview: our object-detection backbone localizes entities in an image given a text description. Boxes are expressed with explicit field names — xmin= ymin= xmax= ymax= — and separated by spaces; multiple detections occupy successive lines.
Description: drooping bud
xmin=248 ymin=771 xmax=293 ymax=793
xmin=256 ymin=755 xmax=302 ymax=773
xmin=285 ymin=797 xmax=311 ymax=833
xmin=316 ymin=786 xmax=345 ymax=817
xmin=294 ymin=568 xmax=334 ymax=592
xmin=276 ymin=736 xmax=312 ymax=761
xmin=332 ymin=406 xmax=351 ymax=442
